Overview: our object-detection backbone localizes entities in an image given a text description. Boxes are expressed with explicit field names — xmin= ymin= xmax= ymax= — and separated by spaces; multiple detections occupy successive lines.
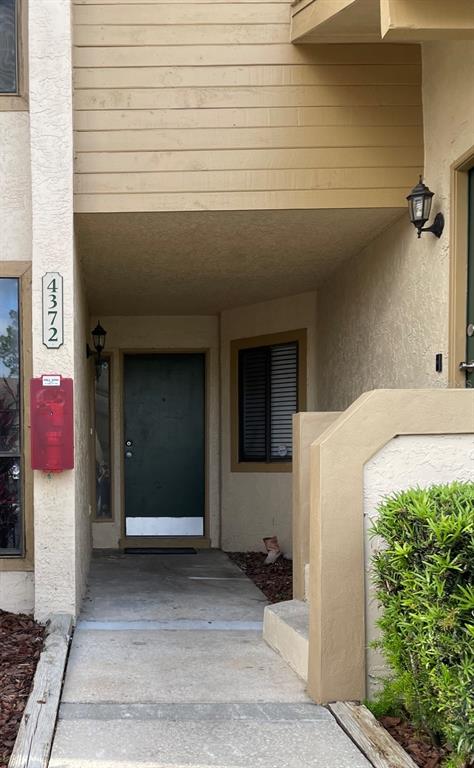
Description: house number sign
xmin=42 ymin=272 xmax=64 ymax=349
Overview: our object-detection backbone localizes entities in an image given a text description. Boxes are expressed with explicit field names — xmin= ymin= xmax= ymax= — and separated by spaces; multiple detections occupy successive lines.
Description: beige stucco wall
xmin=364 ymin=433 xmax=474 ymax=696
xmin=221 ymin=291 xmax=317 ymax=553
xmin=292 ymin=411 xmax=340 ymax=600
xmin=0 ymin=106 xmax=32 ymax=613
xmin=91 ymin=315 xmax=220 ymax=550
xmin=0 ymin=571 xmax=34 ymax=614
xmin=0 ymin=112 xmax=31 ymax=262
xmin=30 ymin=0 xmax=91 ymax=620
xmin=316 ymin=40 xmax=474 ymax=411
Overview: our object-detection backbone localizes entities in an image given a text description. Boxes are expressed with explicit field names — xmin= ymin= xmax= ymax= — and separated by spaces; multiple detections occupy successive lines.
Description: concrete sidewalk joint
xmin=76 ymin=619 xmax=264 ymax=631
xmin=59 ymin=702 xmax=332 ymax=722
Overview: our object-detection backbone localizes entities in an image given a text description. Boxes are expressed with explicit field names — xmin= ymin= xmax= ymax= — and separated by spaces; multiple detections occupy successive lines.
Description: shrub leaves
xmin=370 ymin=482 xmax=474 ymax=767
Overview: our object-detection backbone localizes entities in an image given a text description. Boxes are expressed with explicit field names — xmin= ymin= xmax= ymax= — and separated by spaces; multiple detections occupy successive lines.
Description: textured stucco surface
xmin=29 ymin=0 xmax=90 ymax=619
xmin=221 ymin=292 xmax=317 ymax=553
xmin=292 ymin=411 xmax=340 ymax=600
xmin=0 ymin=111 xmax=32 ymax=614
xmin=76 ymin=208 xmax=403 ymax=315
xmin=0 ymin=113 xmax=32 ymax=261
xmin=316 ymin=41 xmax=474 ymax=411
xmin=364 ymin=433 xmax=474 ymax=695
xmin=91 ymin=315 xmax=220 ymax=549
xmin=0 ymin=571 xmax=34 ymax=613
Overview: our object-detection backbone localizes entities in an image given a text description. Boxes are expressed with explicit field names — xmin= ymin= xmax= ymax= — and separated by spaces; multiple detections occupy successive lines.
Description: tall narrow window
xmin=0 ymin=278 xmax=22 ymax=555
xmin=239 ymin=341 xmax=298 ymax=463
xmin=0 ymin=0 xmax=17 ymax=94
xmin=94 ymin=359 xmax=112 ymax=520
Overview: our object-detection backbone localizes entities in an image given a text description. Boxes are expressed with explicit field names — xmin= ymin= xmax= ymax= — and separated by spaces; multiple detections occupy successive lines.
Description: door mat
xmin=124 ymin=547 xmax=197 ymax=555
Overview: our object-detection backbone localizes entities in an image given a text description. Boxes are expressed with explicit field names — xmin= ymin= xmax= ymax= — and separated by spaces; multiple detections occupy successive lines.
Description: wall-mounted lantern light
xmin=406 ymin=176 xmax=444 ymax=239
xmin=86 ymin=321 xmax=107 ymax=379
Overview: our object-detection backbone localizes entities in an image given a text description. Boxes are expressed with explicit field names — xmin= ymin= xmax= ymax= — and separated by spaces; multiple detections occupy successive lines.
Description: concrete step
xmin=263 ymin=599 xmax=309 ymax=682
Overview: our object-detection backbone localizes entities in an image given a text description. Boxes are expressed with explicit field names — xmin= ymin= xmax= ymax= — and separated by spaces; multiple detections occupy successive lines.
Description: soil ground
xmin=227 ymin=551 xmax=293 ymax=603
xmin=379 ymin=717 xmax=451 ymax=768
xmin=0 ymin=611 xmax=44 ymax=768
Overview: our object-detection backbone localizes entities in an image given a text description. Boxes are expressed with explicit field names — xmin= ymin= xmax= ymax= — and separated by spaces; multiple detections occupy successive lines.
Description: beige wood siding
xmin=73 ymin=0 xmax=423 ymax=213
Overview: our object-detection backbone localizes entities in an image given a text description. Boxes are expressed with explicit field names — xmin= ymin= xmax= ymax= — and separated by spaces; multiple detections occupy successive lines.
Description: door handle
xmin=459 ymin=361 xmax=474 ymax=372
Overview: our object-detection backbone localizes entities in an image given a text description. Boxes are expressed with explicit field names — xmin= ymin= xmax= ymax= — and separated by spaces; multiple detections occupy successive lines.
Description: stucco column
xmin=29 ymin=0 xmax=90 ymax=619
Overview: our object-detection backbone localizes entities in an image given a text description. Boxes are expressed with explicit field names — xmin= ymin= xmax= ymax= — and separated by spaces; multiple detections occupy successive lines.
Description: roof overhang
xmin=380 ymin=0 xmax=474 ymax=42
xmin=291 ymin=0 xmax=380 ymax=43
xmin=291 ymin=0 xmax=474 ymax=44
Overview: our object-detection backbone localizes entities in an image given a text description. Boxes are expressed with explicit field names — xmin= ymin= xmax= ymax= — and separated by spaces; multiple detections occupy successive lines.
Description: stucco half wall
xmin=364 ymin=433 xmax=474 ymax=697
xmin=221 ymin=292 xmax=318 ymax=554
xmin=307 ymin=388 xmax=473 ymax=704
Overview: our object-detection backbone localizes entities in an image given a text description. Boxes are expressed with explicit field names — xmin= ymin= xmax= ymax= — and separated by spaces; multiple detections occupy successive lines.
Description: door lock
xmin=459 ymin=361 xmax=474 ymax=372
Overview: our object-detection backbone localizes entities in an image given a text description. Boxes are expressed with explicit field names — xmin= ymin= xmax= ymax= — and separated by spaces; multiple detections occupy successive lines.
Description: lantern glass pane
xmin=413 ymin=196 xmax=424 ymax=222
xmin=423 ymin=194 xmax=432 ymax=221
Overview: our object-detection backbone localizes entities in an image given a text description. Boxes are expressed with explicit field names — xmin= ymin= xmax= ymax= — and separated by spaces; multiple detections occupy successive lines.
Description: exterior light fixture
xmin=406 ymin=176 xmax=444 ymax=238
xmin=86 ymin=321 xmax=107 ymax=379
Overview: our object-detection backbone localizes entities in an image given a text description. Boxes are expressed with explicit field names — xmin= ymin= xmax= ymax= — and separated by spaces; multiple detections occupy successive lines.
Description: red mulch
xmin=227 ymin=551 xmax=293 ymax=603
xmin=379 ymin=716 xmax=450 ymax=768
xmin=0 ymin=611 xmax=44 ymax=768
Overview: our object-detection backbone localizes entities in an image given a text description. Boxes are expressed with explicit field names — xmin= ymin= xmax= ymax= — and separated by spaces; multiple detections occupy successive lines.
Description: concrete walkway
xmin=50 ymin=550 xmax=370 ymax=767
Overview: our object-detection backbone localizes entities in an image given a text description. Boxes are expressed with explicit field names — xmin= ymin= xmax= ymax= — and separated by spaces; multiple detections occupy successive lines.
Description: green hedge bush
xmin=369 ymin=481 xmax=474 ymax=767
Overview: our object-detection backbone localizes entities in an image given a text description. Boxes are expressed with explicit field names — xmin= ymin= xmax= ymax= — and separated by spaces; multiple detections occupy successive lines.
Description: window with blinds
xmin=238 ymin=341 xmax=298 ymax=463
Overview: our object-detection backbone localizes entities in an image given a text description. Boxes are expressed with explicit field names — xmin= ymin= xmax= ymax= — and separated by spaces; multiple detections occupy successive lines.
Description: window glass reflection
xmin=0 ymin=279 xmax=21 ymax=554
xmin=0 ymin=457 xmax=21 ymax=554
xmin=0 ymin=279 xmax=20 ymax=454
xmin=95 ymin=360 xmax=112 ymax=519
xmin=0 ymin=0 xmax=17 ymax=94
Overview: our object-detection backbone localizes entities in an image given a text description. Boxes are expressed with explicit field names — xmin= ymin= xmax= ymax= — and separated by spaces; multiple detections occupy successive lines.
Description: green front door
xmin=124 ymin=353 xmax=205 ymax=537
xmin=466 ymin=168 xmax=474 ymax=387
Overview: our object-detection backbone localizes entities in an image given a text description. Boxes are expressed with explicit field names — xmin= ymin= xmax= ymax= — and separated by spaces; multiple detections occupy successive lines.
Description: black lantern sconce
xmin=86 ymin=321 xmax=107 ymax=379
xmin=407 ymin=176 xmax=444 ymax=239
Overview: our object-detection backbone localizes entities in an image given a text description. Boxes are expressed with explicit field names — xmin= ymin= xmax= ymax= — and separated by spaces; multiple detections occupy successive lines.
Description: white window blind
xmin=239 ymin=341 xmax=298 ymax=462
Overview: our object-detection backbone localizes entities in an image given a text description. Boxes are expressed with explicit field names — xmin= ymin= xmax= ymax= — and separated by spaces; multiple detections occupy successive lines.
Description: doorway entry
xmin=466 ymin=167 xmax=474 ymax=386
xmin=450 ymin=150 xmax=474 ymax=387
xmin=123 ymin=353 xmax=205 ymax=540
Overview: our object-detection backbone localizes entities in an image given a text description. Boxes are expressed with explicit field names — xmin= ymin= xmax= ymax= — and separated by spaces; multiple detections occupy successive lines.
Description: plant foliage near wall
xmin=370 ymin=482 xmax=474 ymax=768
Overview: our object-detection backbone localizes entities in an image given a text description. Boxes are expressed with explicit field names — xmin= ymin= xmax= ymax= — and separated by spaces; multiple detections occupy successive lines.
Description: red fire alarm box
xmin=31 ymin=375 xmax=74 ymax=472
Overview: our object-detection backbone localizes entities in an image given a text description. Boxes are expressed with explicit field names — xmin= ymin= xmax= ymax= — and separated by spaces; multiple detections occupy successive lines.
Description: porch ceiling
xmin=76 ymin=208 xmax=403 ymax=315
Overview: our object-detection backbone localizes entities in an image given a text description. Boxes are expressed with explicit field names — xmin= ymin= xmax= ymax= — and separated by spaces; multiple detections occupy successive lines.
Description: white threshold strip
xmin=77 ymin=619 xmax=263 ymax=631
xmin=125 ymin=516 xmax=204 ymax=536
